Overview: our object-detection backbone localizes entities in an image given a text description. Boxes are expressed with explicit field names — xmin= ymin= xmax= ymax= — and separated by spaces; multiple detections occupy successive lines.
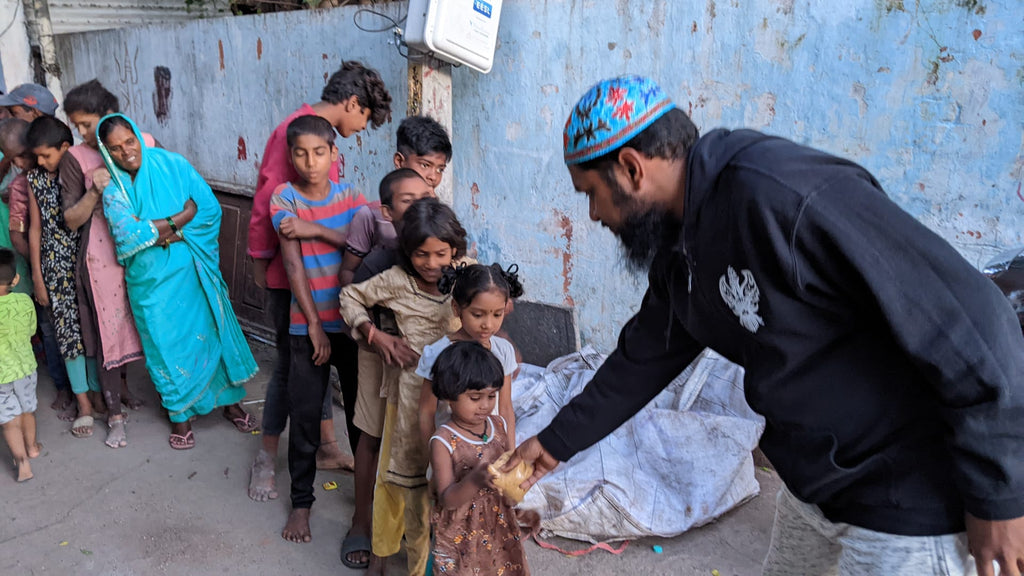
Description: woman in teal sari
xmin=95 ymin=114 xmax=258 ymax=449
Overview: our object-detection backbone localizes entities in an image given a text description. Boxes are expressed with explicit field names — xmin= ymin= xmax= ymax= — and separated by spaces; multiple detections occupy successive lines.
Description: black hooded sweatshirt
xmin=537 ymin=129 xmax=1024 ymax=536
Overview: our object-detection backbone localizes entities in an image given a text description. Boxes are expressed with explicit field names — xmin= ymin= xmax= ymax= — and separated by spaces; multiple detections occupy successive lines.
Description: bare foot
xmin=367 ymin=553 xmax=386 ymax=576
xmin=248 ymin=449 xmax=278 ymax=502
xmin=105 ymin=418 xmax=127 ymax=449
xmin=58 ymin=400 xmax=78 ymax=422
xmin=15 ymin=459 xmax=33 ymax=483
xmin=281 ymin=508 xmax=312 ymax=543
xmin=121 ymin=375 xmax=144 ymax=410
xmin=27 ymin=442 xmax=42 ymax=459
xmin=50 ymin=388 xmax=72 ymax=411
xmin=88 ymin=391 xmax=108 ymax=416
xmin=316 ymin=441 xmax=355 ymax=471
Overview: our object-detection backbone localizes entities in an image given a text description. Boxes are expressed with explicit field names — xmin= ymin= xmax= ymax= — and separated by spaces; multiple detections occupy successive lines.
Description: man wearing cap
xmin=0 ymin=84 xmax=59 ymax=122
xmin=507 ymin=76 xmax=1024 ymax=575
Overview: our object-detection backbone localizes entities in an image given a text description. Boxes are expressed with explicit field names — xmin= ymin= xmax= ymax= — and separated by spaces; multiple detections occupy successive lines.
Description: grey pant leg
xmin=764 ymin=485 xmax=982 ymax=576
xmin=763 ymin=486 xmax=843 ymax=576
xmin=838 ymin=526 xmax=977 ymax=576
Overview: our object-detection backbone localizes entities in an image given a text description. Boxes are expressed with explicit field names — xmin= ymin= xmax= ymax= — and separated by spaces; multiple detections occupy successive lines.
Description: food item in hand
xmin=488 ymin=451 xmax=534 ymax=504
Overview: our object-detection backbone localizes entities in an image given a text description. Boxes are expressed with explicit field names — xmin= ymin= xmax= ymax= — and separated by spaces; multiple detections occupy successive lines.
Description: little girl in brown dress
xmin=428 ymin=341 xmax=531 ymax=575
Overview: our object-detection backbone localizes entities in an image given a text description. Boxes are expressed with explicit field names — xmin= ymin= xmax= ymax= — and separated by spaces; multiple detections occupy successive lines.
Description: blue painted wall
xmin=452 ymin=0 xmax=1024 ymax=351
xmin=56 ymin=5 xmax=408 ymax=199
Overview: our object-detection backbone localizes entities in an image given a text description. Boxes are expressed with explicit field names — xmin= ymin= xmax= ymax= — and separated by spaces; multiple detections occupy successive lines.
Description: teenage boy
xmin=270 ymin=116 xmax=367 ymax=543
xmin=247 ymin=61 xmax=392 ymax=503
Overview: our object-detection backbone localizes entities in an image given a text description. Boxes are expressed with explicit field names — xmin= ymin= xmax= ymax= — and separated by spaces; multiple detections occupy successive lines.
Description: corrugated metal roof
xmin=48 ymin=0 xmax=231 ymax=35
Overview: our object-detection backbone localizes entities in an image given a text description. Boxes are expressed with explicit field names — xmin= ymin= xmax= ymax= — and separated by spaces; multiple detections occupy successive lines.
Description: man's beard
xmin=607 ymin=177 xmax=682 ymax=274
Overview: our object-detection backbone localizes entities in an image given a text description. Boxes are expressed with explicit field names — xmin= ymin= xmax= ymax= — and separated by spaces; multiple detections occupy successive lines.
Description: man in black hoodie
xmin=507 ymin=76 xmax=1024 ymax=575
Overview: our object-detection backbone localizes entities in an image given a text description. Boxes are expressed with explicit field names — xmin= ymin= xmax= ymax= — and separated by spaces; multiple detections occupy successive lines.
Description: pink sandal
xmin=169 ymin=430 xmax=195 ymax=450
xmin=225 ymin=410 xmax=258 ymax=433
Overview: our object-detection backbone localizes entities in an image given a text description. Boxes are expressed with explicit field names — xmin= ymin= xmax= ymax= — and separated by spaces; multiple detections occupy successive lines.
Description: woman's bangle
xmin=166 ymin=216 xmax=179 ymax=235
xmin=367 ymin=324 xmax=377 ymax=346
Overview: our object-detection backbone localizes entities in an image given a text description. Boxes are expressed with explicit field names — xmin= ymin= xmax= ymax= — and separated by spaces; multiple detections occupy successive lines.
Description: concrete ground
xmin=0 ymin=340 xmax=779 ymax=576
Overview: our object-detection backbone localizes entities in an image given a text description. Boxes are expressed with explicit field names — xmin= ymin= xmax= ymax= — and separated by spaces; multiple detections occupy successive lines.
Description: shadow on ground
xmin=0 ymin=340 xmax=778 ymax=575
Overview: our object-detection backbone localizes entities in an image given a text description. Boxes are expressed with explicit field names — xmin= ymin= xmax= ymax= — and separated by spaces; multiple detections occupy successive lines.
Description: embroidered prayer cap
xmin=563 ymin=75 xmax=675 ymax=165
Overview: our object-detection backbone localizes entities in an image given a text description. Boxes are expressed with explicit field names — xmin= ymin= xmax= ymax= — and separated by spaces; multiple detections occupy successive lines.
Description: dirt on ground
xmin=0 ymin=340 xmax=779 ymax=575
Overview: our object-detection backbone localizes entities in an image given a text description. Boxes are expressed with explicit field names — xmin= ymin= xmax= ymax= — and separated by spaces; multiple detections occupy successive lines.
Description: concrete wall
xmin=56 ymin=4 xmax=409 ymax=198
xmin=0 ymin=1 xmax=35 ymax=90
xmin=451 ymin=0 xmax=1024 ymax=351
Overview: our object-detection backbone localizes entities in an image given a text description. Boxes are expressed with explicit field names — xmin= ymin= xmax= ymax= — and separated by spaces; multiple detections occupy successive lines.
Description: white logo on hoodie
xmin=719 ymin=266 xmax=764 ymax=333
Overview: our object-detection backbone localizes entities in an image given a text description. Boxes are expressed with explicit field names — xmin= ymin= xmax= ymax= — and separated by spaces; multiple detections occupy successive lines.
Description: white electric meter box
xmin=405 ymin=0 xmax=503 ymax=74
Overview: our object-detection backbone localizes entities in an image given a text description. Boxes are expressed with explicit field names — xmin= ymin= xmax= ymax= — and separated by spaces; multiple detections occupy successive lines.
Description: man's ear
xmin=380 ymin=204 xmax=394 ymax=222
xmin=617 ymin=147 xmax=646 ymax=192
xmin=393 ymin=152 xmax=404 ymax=169
xmin=10 ymin=273 xmax=20 ymax=288
xmin=345 ymin=95 xmax=361 ymax=112
xmin=59 ymin=142 xmax=71 ymax=154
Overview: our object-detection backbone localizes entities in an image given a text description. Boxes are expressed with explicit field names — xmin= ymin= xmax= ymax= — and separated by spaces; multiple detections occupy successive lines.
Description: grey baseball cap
xmin=0 ymin=83 xmax=58 ymax=115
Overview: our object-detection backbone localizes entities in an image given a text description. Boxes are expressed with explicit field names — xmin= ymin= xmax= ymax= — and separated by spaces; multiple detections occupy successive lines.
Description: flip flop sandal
xmin=168 ymin=430 xmax=195 ymax=450
xmin=226 ymin=410 xmax=258 ymax=433
xmin=340 ymin=534 xmax=372 ymax=569
xmin=70 ymin=415 xmax=94 ymax=438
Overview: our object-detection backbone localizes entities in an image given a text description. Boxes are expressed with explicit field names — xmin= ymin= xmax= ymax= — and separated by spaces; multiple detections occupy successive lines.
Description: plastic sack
xmin=983 ymin=246 xmax=1024 ymax=329
xmin=513 ymin=347 xmax=765 ymax=542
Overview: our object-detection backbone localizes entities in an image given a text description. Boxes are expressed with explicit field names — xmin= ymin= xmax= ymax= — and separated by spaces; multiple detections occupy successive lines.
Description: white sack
xmin=513 ymin=347 xmax=765 ymax=542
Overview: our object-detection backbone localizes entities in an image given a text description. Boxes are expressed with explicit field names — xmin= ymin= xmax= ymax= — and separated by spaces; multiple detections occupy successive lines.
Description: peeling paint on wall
xmin=452 ymin=0 xmax=1024 ymax=351
xmin=57 ymin=5 xmax=408 ymax=197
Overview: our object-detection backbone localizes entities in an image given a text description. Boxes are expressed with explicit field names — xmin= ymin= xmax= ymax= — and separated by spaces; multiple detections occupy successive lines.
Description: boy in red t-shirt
xmin=247 ymin=61 xmax=392 ymax=504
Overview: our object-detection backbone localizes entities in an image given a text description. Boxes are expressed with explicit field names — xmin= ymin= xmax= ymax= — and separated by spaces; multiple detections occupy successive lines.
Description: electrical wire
xmin=353 ymin=7 xmax=407 ymax=33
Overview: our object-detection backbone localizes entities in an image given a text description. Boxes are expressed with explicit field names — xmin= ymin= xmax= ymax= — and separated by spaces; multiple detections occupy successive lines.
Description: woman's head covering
xmin=96 ymin=113 xmax=148 ymax=194
xmin=563 ymin=75 xmax=675 ymax=165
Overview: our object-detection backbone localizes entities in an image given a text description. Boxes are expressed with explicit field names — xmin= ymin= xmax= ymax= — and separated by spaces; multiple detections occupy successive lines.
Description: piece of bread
xmin=488 ymin=451 xmax=534 ymax=505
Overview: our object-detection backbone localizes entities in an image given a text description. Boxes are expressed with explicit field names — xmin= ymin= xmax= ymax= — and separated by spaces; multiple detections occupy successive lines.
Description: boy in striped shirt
xmin=270 ymin=115 xmax=366 ymax=544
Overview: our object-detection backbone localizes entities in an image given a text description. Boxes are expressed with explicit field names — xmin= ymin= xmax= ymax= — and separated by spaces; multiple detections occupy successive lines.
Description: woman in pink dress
xmin=57 ymin=80 xmax=149 ymax=449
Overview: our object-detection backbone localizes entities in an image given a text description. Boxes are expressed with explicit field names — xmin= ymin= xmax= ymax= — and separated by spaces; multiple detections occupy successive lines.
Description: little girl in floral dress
xmin=428 ymin=340 xmax=532 ymax=575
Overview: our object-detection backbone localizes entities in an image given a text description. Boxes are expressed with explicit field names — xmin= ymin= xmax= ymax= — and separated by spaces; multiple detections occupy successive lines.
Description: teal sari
xmin=97 ymin=114 xmax=257 ymax=422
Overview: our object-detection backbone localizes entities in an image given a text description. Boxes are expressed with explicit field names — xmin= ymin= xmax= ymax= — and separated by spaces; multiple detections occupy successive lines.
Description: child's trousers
xmin=286 ymin=332 xmax=359 ymax=509
xmin=372 ymin=401 xmax=431 ymax=575
xmin=763 ymin=486 xmax=979 ymax=576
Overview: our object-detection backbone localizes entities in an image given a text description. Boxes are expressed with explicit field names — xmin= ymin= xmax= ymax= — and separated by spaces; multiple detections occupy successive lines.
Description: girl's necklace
xmin=457 ymin=419 xmax=489 ymax=442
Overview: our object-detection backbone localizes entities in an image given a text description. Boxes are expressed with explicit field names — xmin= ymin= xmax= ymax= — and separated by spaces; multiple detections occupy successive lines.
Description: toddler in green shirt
xmin=0 ymin=247 xmax=39 ymax=482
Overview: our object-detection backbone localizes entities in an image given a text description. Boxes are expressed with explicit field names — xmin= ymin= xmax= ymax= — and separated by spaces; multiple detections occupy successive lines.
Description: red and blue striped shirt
xmin=270 ymin=181 xmax=366 ymax=335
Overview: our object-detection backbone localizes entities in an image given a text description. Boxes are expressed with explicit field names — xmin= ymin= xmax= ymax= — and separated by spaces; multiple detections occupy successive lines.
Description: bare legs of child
xmin=3 ymin=412 xmax=40 ymax=482
xmin=343 ymin=432 xmax=381 ymax=568
xmin=315 ymin=421 xmax=354 ymax=470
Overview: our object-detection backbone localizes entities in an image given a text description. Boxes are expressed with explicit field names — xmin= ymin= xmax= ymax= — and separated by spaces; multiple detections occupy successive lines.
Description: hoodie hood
xmin=681 ymin=129 xmax=779 ymax=251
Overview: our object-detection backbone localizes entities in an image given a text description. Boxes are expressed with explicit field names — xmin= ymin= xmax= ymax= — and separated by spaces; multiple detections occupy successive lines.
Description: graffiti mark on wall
xmin=114 ymin=43 xmax=139 ymax=110
xmin=153 ymin=67 xmax=172 ymax=125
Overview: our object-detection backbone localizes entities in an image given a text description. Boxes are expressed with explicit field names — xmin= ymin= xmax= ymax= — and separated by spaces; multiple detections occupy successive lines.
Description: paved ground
xmin=0 ymin=340 xmax=779 ymax=575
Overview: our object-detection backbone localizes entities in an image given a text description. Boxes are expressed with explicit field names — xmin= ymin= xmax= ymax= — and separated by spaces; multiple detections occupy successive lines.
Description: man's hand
xmin=501 ymin=436 xmax=560 ymax=493
xmin=279 ymin=217 xmax=320 ymax=241
xmin=92 ymin=168 xmax=111 ymax=193
xmin=309 ymin=324 xmax=331 ymax=366
xmin=967 ymin=513 xmax=1024 ymax=576
xmin=372 ymin=333 xmax=420 ymax=368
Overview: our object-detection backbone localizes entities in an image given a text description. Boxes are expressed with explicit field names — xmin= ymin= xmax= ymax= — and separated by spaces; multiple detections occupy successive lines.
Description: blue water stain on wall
xmin=452 ymin=0 xmax=1024 ymax=352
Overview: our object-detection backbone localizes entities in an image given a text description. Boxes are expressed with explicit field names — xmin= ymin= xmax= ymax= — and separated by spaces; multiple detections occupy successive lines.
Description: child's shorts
xmin=0 ymin=371 xmax=38 ymax=425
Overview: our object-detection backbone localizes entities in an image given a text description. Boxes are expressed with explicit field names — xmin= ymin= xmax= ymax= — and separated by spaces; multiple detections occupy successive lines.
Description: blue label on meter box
xmin=473 ymin=0 xmax=493 ymax=17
